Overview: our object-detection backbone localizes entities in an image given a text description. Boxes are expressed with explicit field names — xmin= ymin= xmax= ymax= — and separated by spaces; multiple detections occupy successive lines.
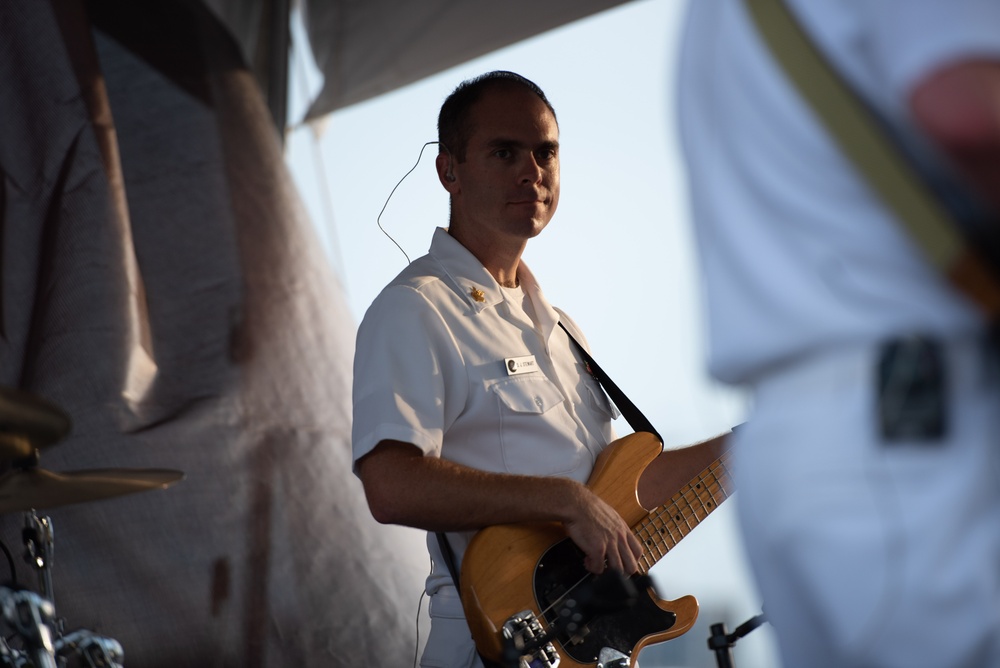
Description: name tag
xmin=504 ymin=355 xmax=539 ymax=376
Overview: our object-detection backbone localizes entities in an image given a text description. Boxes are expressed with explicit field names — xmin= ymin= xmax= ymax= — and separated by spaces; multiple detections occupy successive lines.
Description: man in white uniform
xmin=679 ymin=2 xmax=1000 ymax=667
xmin=353 ymin=71 xmax=727 ymax=667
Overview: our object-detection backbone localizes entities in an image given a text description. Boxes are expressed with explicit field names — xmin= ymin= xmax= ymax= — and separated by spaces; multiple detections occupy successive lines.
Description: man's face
xmin=449 ymin=85 xmax=560 ymax=245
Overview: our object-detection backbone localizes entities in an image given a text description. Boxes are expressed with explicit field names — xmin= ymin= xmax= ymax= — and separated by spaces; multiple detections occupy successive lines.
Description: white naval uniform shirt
xmin=352 ymin=227 xmax=619 ymax=602
xmin=678 ymin=0 xmax=1000 ymax=385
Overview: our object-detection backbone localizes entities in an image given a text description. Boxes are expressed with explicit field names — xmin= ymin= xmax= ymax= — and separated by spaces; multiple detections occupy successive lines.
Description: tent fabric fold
xmin=300 ymin=0 xmax=633 ymax=117
xmin=202 ymin=0 xmax=631 ymax=118
xmin=0 ymin=1 xmax=427 ymax=665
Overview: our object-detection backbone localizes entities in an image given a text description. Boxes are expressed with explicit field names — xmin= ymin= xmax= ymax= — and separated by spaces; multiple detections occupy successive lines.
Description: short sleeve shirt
xmin=352 ymin=227 xmax=619 ymax=596
xmin=678 ymin=0 xmax=1000 ymax=384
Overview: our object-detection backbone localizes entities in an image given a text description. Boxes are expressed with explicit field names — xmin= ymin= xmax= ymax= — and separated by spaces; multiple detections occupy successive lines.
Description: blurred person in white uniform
xmin=678 ymin=1 xmax=1000 ymax=667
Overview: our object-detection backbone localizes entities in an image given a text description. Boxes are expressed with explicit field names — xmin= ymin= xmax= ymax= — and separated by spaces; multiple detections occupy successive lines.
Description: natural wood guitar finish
xmin=460 ymin=431 xmax=736 ymax=667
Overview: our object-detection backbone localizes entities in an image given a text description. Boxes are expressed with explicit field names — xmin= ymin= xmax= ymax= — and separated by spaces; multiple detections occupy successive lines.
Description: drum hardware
xmin=0 ymin=586 xmax=57 ymax=668
xmin=0 ymin=634 xmax=21 ymax=667
xmin=0 ymin=481 xmax=183 ymax=668
xmin=0 ymin=387 xmax=186 ymax=667
xmin=0 ymin=512 xmax=132 ymax=668
xmin=23 ymin=514 xmax=54 ymax=609
xmin=0 ymin=513 xmax=129 ymax=668
xmin=54 ymin=630 xmax=124 ymax=668
xmin=0 ymin=540 xmax=17 ymax=590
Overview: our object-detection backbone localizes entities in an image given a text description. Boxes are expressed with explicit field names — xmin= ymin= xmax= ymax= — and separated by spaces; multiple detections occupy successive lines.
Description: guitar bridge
xmin=502 ymin=610 xmax=560 ymax=668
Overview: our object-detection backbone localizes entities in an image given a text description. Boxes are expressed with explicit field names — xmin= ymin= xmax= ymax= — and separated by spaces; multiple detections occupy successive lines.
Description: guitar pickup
xmin=502 ymin=610 xmax=560 ymax=668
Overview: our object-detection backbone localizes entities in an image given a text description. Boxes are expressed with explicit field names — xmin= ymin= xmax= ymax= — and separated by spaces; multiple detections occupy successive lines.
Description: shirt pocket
xmin=490 ymin=376 xmax=582 ymax=476
xmin=583 ymin=379 xmax=621 ymax=421
xmin=492 ymin=375 xmax=563 ymax=414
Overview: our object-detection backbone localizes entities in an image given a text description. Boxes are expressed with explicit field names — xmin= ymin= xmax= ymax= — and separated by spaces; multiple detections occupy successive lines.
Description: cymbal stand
xmin=15 ymin=514 xmax=126 ymax=668
xmin=22 ymin=512 xmax=55 ymax=609
xmin=55 ymin=630 xmax=124 ymax=668
xmin=0 ymin=633 xmax=21 ymax=667
xmin=0 ymin=587 xmax=57 ymax=668
xmin=707 ymin=611 xmax=768 ymax=668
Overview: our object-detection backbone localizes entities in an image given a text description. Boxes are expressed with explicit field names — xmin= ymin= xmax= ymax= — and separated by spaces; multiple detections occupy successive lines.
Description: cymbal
xmin=0 ymin=388 xmax=72 ymax=458
xmin=0 ymin=467 xmax=184 ymax=513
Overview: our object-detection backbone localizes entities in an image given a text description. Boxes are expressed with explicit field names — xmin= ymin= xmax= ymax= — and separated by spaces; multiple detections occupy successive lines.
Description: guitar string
xmin=639 ymin=467 xmax=731 ymax=561
xmin=534 ymin=503 xmax=694 ymax=621
xmin=553 ymin=478 xmax=719 ymax=613
xmin=636 ymin=459 xmax=735 ymax=580
xmin=535 ymin=571 xmax=600 ymax=624
xmin=535 ymin=472 xmax=725 ymax=627
xmin=531 ymin=457 xmax=736 ymax=640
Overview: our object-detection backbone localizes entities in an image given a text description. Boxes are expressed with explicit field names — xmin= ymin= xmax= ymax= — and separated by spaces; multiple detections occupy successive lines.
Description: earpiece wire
xmin=377 ymin=141 xmax=443 ymax=265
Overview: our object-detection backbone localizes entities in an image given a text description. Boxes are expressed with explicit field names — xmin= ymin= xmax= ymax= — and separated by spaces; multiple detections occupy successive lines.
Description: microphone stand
xmin=707 ymin=611 xmax=768 ymax=668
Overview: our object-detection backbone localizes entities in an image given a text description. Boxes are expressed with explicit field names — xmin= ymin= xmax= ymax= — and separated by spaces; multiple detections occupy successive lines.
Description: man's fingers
xmin=629 ymin=533 xmax=644 ymax=560
xmin=603 ymin=535 xmax=640 ymax=575
xmin=620 ymin=541 xmax=639 ymax=575
xmin=567 ymin=490 xmax=644 ymax=575
xmin=584 ymin=552 xmax=606 ymax=574
xmin=606 ymin=549 xmax=624 ymax=574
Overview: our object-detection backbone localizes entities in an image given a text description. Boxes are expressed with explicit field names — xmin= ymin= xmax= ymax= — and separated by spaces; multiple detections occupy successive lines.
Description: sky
xmin=285 ymin=1 xmax=777 ymax=664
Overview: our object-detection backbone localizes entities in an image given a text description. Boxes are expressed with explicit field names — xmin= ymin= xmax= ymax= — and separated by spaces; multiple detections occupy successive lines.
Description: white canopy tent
xmin=204 ymin=0 xmax=632 ymax=124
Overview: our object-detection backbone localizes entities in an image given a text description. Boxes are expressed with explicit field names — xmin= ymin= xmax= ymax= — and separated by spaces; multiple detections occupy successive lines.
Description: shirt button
xmin=535 ymin=396 xmax=544 ymax=408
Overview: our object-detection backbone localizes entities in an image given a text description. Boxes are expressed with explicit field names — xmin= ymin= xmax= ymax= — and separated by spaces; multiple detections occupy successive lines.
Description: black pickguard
xmin=533 ymin=539 xmax=676 ymax=664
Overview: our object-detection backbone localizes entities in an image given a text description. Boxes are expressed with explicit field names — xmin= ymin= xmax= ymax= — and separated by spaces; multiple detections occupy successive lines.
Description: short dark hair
xmin=437 ymin=71 xmax=557 ymax=163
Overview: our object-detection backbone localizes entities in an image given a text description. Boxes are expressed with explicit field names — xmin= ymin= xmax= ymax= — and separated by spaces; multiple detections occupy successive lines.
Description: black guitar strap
xmin=434 ymin=534 xmax=503 ymax=667
xmin=434 ymin=323 xmax=660 ymax=667
xmin=435 ymin=531 xmax=461 ymax=588
xmin=557 ymin=321 xmax=662 ymax=443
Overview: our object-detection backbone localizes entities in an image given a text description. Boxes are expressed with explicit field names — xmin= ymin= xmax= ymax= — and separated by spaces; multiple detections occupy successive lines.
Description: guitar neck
xmin=633 ymin=451 xmax=736 ymax=573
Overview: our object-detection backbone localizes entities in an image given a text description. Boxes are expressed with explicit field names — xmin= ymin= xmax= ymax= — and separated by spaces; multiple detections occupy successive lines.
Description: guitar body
xmin=460 ymin=433 xmax=700 ymax=667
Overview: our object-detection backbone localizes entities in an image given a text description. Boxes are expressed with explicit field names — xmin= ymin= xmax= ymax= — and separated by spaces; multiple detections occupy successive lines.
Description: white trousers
xmin=420 ymin=587 xmax=481 ymax=668
xmin=735 ymin=337 xmax=1000 ymax=668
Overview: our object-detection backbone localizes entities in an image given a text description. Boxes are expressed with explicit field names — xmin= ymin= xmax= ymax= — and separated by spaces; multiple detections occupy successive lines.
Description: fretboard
xmin=634 ymin=451 xmax=736 ymax=573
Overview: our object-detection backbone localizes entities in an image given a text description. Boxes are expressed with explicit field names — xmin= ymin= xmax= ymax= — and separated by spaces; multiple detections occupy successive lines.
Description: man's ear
xmin=436 ymin=152 xmax=458 ymax=191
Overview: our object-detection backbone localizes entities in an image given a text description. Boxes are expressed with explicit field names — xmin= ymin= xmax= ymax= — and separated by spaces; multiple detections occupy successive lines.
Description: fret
xmin=650 ymin=536 xmax=666 ymax=560
xmin=630 ymin=451 xmax=737 ymax=571
xmin=664 ymin=511 xmax=681 ymax=547
xmin=691 ymin=476 xmax=713 ymax=520
xmin=669 ymin=517 xmax=688 ymax=539
xmin=700 ymin=476 xmax=715 ymax=515
xmin=638 ymin=522 xmax=665 ymax=561
xmin=717 ymin=457 xmax=736 ymax=494
xmin=656 ymin=517 xmax=675 ymax=550
xmin=681 ymin=486 xmax=704 ymax=523
xmin=647 ymin=520 xmax=664 ymax=553
xmin=645 ymin=517 xmax=660 ymax=550
xmin=706 ymin=478 xmax=723 ymax=507
xmin=679 ymin=497 xmax=694 ymax=532
xmin=648 ymin=509 xmax=676 ymax=550
xmin=671 ymin=504 xmax=690 ymax=537
xmin=639 ymin=518 xmax=667 ymax=560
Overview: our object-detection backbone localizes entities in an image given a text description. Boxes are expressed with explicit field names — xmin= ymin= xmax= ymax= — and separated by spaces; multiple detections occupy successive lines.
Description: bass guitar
xmin=459 ymin=431 xmax=736 ymax=667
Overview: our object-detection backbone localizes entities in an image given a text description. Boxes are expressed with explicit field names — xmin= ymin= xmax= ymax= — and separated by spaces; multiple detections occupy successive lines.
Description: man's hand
xmin=911 ymin=59 xmax=1000 ymax=213
xmin=358 ymin=436 xmax=736 ymax=578
xmin=562 ymin=486 xmax=643 ymax=575
xmin=358 ymin=440 xmax=643 ymax=575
